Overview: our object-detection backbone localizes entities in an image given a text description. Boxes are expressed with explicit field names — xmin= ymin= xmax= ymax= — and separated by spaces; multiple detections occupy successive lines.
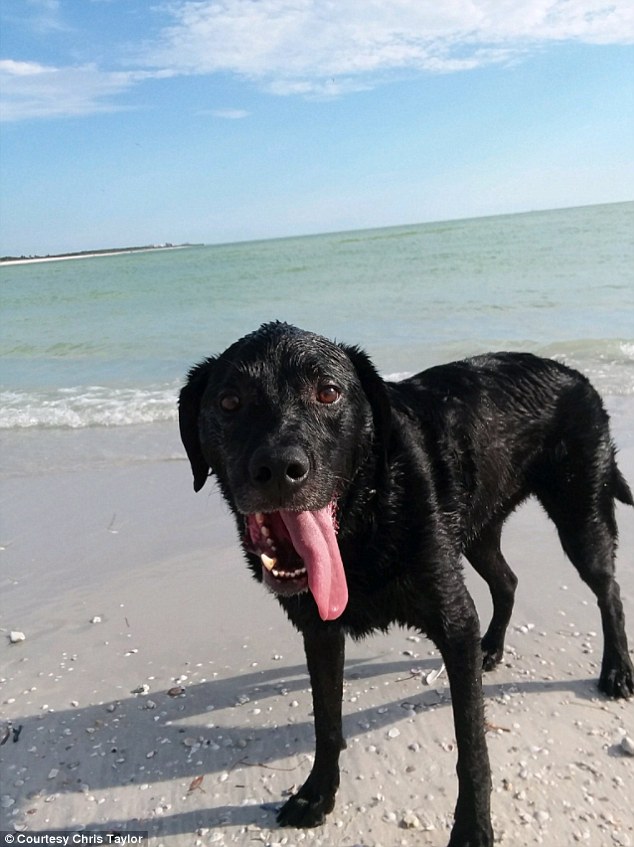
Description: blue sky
xmin=1 ymin=1 xmax=633 ymax=256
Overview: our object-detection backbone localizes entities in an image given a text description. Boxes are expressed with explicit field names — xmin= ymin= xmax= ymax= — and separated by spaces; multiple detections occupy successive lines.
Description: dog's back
xmin=391 ymin=352 xmax=631 ymax=537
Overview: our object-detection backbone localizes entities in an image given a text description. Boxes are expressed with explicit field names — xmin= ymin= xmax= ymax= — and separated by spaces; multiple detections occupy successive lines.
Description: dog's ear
xmin=341 ymin=343 xmax=392 ymax=466
xmin=179 ymin=359 xmax=214 ymax=492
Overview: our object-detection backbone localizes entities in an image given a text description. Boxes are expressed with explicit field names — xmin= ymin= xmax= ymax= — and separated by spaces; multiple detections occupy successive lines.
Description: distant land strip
xmin=1 ymin=243 xmax=203 ymax=266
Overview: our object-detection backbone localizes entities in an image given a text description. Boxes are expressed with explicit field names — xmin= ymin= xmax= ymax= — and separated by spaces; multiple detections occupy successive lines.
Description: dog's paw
xmin=599 ymin=661 xmax=634 ymax=699
xmin=447 ymin=837 xmax=493 ymax=847
xmin=448 ymin=823 xmax=494 ymax=847
xmin=276 ymin=787 xmax=335 ymax=828
xmin=481 ymin=638 xmax=504 ymax=672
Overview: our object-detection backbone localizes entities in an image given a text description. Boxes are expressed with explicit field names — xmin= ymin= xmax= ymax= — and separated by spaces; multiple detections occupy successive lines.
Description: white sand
xmin=1 ymin=409 xmax=633 ymax=845
xmin=1 ymin=247 xmax=188 ymax=267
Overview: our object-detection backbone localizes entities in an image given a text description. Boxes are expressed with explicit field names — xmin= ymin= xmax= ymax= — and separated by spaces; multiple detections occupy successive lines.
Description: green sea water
xmin=1 ymin=201 xmax=633 ymax=429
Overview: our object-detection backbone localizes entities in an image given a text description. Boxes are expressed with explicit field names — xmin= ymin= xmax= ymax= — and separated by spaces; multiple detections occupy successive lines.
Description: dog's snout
xmin=249 ymin=445 xmax=310 ymax=491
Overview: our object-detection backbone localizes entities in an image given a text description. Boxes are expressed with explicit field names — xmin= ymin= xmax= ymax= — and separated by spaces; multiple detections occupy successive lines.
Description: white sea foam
xmin=0 ymin=384 xmax=180 ymax=429
xmin=620 ymin=341 xmax=634 ymax=359
xmin=3 ymin=338 xmax=631 ymax=431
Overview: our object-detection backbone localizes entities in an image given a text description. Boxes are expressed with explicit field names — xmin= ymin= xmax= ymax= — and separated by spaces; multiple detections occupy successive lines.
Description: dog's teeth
xmin=261 ymin=553 xmax=277 ymax=571
xmin=261 ymin=525 xmax=270 ymax=537
xmin=255 ymin=512 xmax=264 ymax=526
xmin=290 ymin=568 xmax=307 ymax=578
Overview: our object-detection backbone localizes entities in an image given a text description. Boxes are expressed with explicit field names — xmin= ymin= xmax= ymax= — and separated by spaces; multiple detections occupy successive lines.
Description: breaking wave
xmin=0 ymin=383 xmax=180 ymax=429
xmin=1 ymin=339 xmax=632 ymax=429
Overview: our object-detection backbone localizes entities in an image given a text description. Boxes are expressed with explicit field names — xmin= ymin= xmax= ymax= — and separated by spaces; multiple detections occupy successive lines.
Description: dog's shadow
xmin=0 ymin=655 xmax=617 ymax=837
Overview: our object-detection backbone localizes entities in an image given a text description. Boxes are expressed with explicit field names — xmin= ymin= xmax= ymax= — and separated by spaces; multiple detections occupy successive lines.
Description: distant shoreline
xmin=0 ymin=243 xmax=203 ymax=267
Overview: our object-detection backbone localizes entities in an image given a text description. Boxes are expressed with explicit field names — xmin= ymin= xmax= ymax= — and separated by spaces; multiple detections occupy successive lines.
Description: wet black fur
xmin=179 ymin=321 xmax=633 ymax=847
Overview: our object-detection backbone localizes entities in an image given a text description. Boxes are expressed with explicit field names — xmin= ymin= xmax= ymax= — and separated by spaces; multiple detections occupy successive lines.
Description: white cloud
xmin=2 ymin=1 xmax=632 ymax=120
xmin=1 ymin=59 xmax=50 ymax=77
xmin=145 ymin=0 xmax=634 ymax=94
xmin=0 ymin=60 xmax=172 ymax=121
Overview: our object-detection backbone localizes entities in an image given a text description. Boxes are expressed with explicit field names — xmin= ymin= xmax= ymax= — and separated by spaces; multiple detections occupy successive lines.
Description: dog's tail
xmin=614 ymin=463 xmax=634 ymax=506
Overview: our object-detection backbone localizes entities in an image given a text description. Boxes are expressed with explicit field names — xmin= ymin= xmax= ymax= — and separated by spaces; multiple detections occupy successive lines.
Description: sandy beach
xmin=1 ymin=404 xmax=633 ymax=846
xmin=0 ymin=246 xmax=192 ymax=267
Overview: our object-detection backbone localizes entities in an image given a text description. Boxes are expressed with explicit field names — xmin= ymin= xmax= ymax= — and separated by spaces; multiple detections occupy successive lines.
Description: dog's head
xmin=179 ymin=321 xmax=391 ymax=621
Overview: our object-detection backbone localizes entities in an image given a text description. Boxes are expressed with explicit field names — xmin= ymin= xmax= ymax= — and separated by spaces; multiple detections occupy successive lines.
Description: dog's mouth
xmin=244 ymin=503 xmax=348 ymax=621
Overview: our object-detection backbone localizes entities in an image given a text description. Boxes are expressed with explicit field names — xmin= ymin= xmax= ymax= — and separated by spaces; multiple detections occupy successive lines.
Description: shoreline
xmin=0 ymin=245 xmax=201 ymax=267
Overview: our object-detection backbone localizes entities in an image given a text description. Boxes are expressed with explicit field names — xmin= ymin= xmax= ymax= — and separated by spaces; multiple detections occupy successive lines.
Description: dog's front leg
xmin=277 ymin=625 xmax=345 ymax=828
xmin=423 ymin=579 xmax=494 ymax=847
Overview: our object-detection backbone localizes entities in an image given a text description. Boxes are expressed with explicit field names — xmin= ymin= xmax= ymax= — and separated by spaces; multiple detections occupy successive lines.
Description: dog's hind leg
xmin=537 ymin=475 xmax=634 ymax=699
xmin=277 ymin=626 xmax=346 ymax=828
xmin=465 ymin=522 xmax=518 ymax=672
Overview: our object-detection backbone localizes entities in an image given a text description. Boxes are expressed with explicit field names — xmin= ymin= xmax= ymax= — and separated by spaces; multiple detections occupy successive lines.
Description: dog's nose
xmin=249 ymin=445 xmax=310 ymax=491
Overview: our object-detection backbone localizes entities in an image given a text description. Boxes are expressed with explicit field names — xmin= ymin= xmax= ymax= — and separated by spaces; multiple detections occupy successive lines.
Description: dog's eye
xmin=317 ymin=385 xmax=340 ymax=405
xmin=219 ymin=393 xmax=241 ymax=412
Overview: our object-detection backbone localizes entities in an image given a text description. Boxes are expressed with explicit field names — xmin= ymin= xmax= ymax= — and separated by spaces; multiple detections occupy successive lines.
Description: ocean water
xmin=1 ymin=202 xmax=633 ymax=436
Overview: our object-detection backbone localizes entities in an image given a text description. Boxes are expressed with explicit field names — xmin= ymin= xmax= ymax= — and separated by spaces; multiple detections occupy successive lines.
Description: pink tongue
xmin=279 ymin=507 xmax=348 ymax=621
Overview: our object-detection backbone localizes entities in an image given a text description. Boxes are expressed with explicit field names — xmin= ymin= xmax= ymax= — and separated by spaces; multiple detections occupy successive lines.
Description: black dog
xmin=179 ymin=322 xmax=633 ymax=847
